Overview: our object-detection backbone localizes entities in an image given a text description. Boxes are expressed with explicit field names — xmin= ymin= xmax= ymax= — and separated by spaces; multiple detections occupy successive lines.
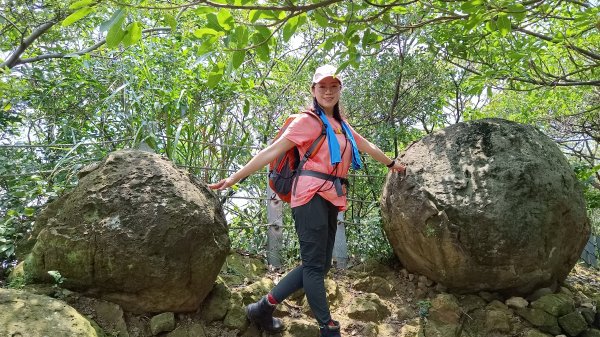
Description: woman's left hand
xmin=389 ymin=161 xmax=406 ymax=174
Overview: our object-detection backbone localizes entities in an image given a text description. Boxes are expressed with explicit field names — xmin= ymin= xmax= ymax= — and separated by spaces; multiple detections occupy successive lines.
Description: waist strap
xmin=298 ymin=169 xmax=349 ymax=197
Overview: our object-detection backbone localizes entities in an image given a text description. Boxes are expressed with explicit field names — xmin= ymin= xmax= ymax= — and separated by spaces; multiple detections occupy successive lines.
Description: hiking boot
xmin=245 ymin=296 xmax=285 ymax=332
xmin=319 ymin=320 xmax=341 ymax=337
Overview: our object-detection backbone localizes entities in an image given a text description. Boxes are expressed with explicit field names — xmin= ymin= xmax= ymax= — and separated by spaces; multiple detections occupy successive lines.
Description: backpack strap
xmin=291 ymin=111 xmax=327 ymax=197
xmin=299 ymin=170 xmax=348 ymax=197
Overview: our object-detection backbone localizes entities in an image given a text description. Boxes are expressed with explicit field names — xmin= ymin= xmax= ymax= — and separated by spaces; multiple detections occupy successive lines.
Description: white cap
xmin=312 ymin=64 xmax=342 ymax=85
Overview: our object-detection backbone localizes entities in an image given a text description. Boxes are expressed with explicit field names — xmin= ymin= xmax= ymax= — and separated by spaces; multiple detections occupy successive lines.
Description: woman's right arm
xmin=208 ymin=137 xmax=296 ymax=190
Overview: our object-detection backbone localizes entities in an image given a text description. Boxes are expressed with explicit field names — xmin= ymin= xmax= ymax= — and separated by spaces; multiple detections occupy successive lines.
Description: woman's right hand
xmin=208 ymin=177 xmax=237 ymax=190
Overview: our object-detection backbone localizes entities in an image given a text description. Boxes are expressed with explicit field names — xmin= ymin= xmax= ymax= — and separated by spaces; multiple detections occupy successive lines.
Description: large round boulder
xmin=23 ymin=150 xmax=229 ymax=313
xmin=381 ymin=118 xmax=590 ymax=294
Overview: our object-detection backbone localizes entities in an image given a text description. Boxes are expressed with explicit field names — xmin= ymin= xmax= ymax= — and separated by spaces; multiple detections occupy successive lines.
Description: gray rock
xmin=581 ymin=329 xmax=600 ymax=337
xmin=531 ymin=293 xmax=575 ymax=317
xmin=581 ymin=308 xmax=596 ymax=325
xmin=353 ymin=276 xmax=395 ymax=297
xmin=523 ymin=329 xmax=553 ymax=337
xmin=429 ymin=293 xmax=460 ymax=325
xmin=223 ymin=292 xmax=248 ymax=331
xmin=381 ymin=119 xmax=590 ymax=294
xmin=527 ymin=287 xmax=555 ymax=302
xmin=558 ymin=311 xmax=588 ymax=336
xmin=0 ymin=288 xmax=101 ymax=337
xmin=282 ymin=319 xmax=319 ymax=337
xmin=200 ymin=281 xmax=231 ymax=323
xmin=150 ymin=312 xmax=175 ymax=335
xmin=485 ymin=309 xmax=512 ymax=333
xmin=22 ymin=150 xmax=229 ymax=313
xmin=516 ymin=307 xmax=561 ymax=335
xmin=166 ymin=323 xmax=207 ymax=337
xmin=459 ymin=294 xmax=487 ymax=313
xmin=505 ymin=296 xmax=528 ymax=309
xmin=347 ymin=293 xmax=391 ymax=322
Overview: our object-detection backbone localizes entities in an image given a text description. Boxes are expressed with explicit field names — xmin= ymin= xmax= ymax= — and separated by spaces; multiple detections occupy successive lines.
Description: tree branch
xmin=108 ymin=0 xmax=344 ymax=11
xmin=0 ymin=12 xmax=24 ymax=35
xmin=446 ymin=57 xmax=600 ymax=87
xmin=9 ymin=27 xmax=172 ymax=68
xmin=1 ymin=20 xmax=57 ymax=69
xmin=514 ymin=26 xmax=600 ymax=62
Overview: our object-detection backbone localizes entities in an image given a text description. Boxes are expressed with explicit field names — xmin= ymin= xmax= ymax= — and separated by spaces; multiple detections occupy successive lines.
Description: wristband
xmin=386 ymin=159 xmax=395 ymax=168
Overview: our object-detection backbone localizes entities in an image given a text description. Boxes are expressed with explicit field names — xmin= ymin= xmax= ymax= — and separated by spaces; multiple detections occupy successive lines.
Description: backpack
xmin=268 ymin=110 xmax=326 ymax=202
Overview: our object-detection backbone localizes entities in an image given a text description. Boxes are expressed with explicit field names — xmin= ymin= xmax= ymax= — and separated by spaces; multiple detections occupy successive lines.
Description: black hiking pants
xmin=270 ymin=194 xmax=338 ymax=325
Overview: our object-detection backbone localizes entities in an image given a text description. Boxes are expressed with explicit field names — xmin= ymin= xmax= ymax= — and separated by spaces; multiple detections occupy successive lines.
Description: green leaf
xmin=313 ymin=11 xmax=329 ymax=27
xmin=461 ymin=1 xmax=483 ymax=14
xmin=231 ymin=50 xmax=245 ymax=69
xmin=249 ymin=10 xmax=269 ymax=23
xmin=255 ymin=26 xmax=271 ymax=39
xmin=232 ymin=26 xmax=249 ymax=48
xmin=243 ymin=99 xmax=250 ymax=116
xmin=463 ymin=13 xmax=483 ymax=32
xmin=193 ymin=28 xmax=224 ymax=38
xmin=197 ymin=38 xmax=218 ymax=55
xmin=195 ymin=6 xmax=217 ymax=15
xmin=106 ymin=15 xmax=126 ymax=48
xmin=122 ymin=21 xmax=142 ymax=47
xmin=100 ymin=9 xmax=125 ymax=32
xmin=496 ymin=13 xmax=511 ymax=36
xmin=69 ymin=0 xmax=95 ymax=10
xmin=391 ymin=6 xmax=407 ymax=14
xmin=282 ymin=16 xmax=300 ymax=42
xmin=217 ymin=9 xmax=234 ymax=31
xmin=206 ymin=13 xmax=224 ymax=32
xmin=506 ymin=4 xmax=526 ymax=22
xmin=62 ymin=7 xmax=94 ymax=27
xmin=252 ymin=32 xmax=270 ymax=62
xmin=24 ymin=207 xmax=35 ymax=216
xmin=163 ymin=14 xmax=177 ymax=31
xmin=207 ymin=62 xmax=225 ymax=88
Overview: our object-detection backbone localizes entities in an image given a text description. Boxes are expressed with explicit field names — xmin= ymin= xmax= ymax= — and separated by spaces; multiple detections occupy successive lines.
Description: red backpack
xmin=268 ymin=110 xmax=326 ymax=202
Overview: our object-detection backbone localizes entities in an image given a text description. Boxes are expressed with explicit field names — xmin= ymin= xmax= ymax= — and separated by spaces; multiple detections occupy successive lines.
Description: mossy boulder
xmin=22 ymin=150 xmax=229 ymax=313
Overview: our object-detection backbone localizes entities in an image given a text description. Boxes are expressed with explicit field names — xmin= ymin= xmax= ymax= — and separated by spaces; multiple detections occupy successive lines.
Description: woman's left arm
xmin=358 ymin=139 xmax=406 ymax=173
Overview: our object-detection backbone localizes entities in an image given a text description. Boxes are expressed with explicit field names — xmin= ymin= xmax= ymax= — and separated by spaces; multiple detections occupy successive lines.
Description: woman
xmin=209 ymin=64 xmax=405 ymax=337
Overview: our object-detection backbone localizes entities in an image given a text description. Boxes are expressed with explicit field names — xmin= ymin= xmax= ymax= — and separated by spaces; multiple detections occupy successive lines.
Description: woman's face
xmin=311 ymin=77 xmax=342 ymax=113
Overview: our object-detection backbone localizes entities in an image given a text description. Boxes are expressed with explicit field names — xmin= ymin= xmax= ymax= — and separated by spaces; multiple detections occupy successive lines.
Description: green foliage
xmin=0 ymin=0 xmax=598 ymax=271
xmin=418 ymin=300 xmax=432 ymax=318
xmin=346 ymin=215 xmax=393 ymax=261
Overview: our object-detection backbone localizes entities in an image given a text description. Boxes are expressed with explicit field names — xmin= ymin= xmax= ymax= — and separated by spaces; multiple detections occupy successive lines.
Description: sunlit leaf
xmin=122 ymin=21 xmax=142 ymax=47
xmin=195 ymin=6 xmax=217 ymax=15
xmin=282 ymin=16 xmax=300 ymax=42
xmin=62 ymin=7 xmax=94 ymax=26
xmin=217 ymin=9 xmax=234 ymax=31
xmin=69 ymin=0 xmax=95 ymax=10
xmin=231 ymin=50 xmax=245 ymax=69
xmin=497 ymin=13 xmax=511 ymax=36
xmin=106 ymin=15 xmax=126 ymax=48
xmin=391 ymin=6 xmax=407 ymax=14
xmin=193 ymin=28 xmax=225 ymax=38
xmin=204 ymin=13 xmax=220 ymax=32
xmin=163 ymin=14 xmax=177 ymax=31
xmin=313 ymin=11 xmax=329 ymax=27
xmin=100 ymin=9 xmax=125 ymax=32
xmin=207 ymin=63 xmax=225 ymax=88
xmin=506 ymin=4 xmax=527 ymax=22
xmin=24 ymin=207 xmax=35 ymax=216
